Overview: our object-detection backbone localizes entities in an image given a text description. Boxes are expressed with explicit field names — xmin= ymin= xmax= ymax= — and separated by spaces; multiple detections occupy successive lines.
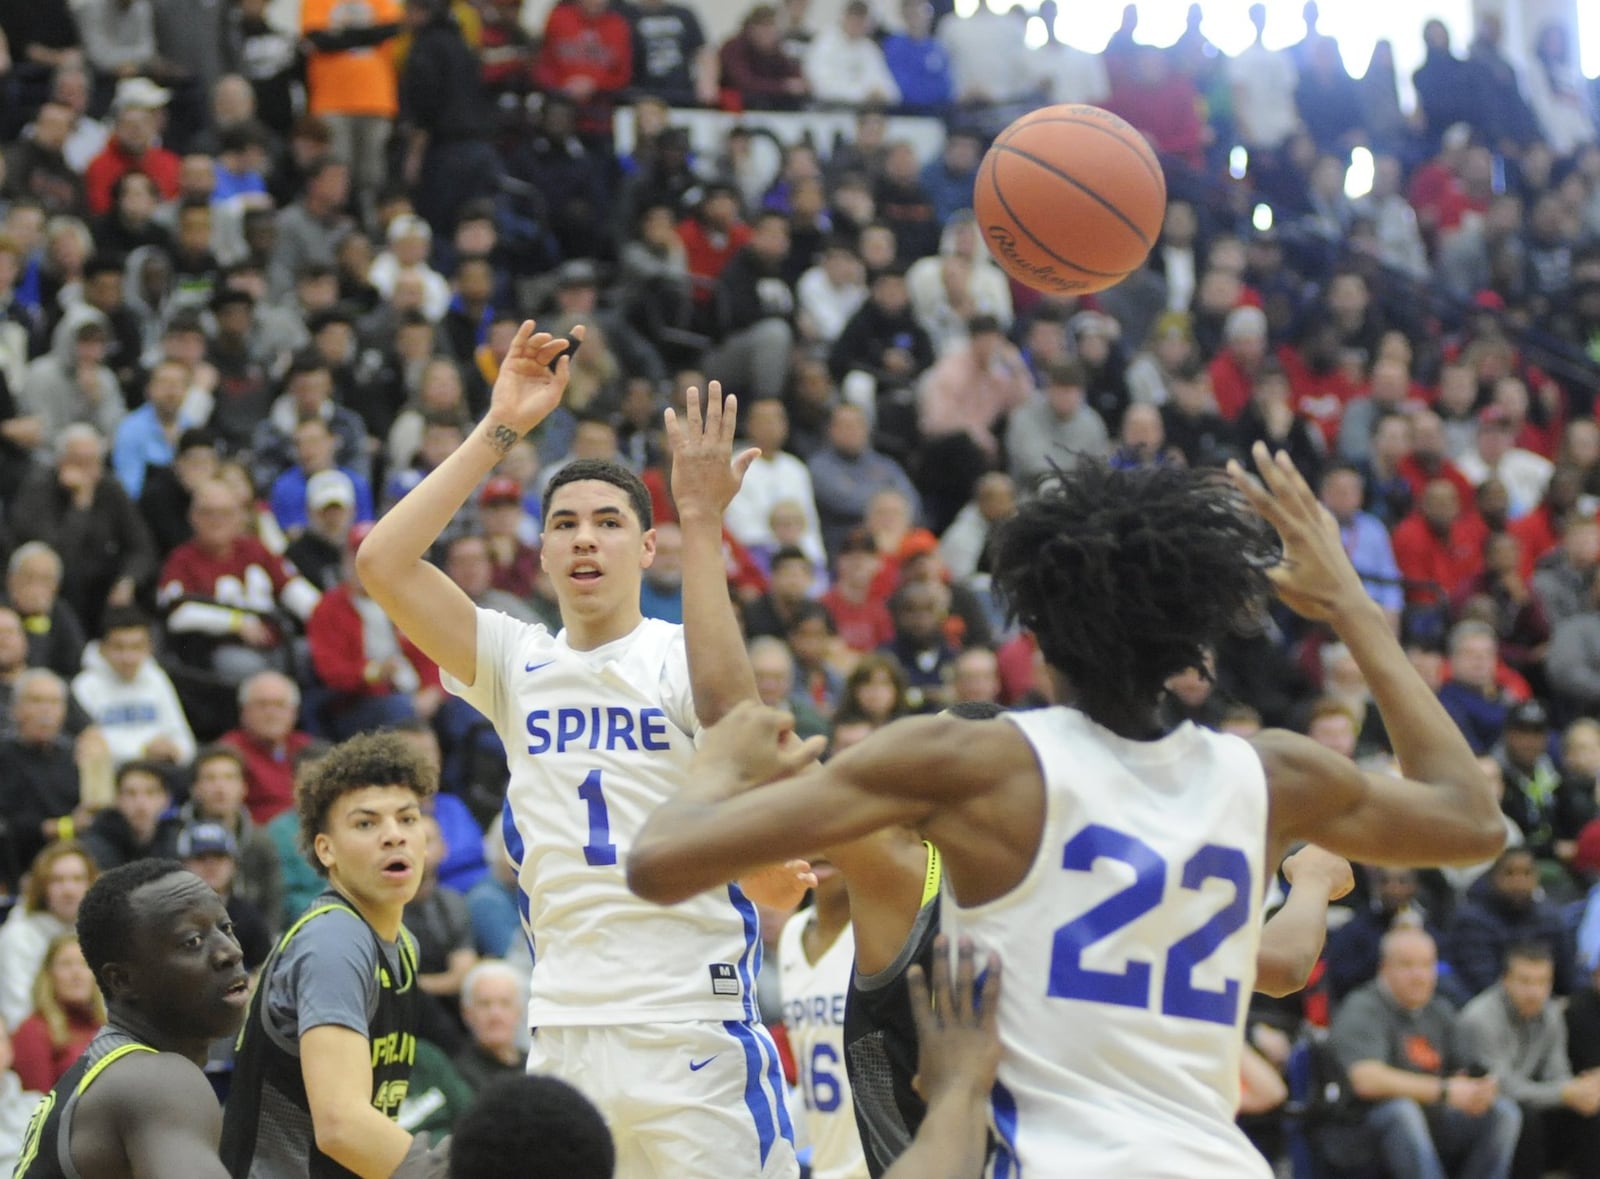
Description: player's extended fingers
xmin=531 ymin=334 xmax=571 ymax=366
xmin=663 ymin=406 xmax=682 ymax=449
xmin=1225 ymin=458 xmax=1287 ymax=530
xmin=684 ymin=385 xmax=703 ymax=436
xmin=952 ymin=935 xmax=977 ymax=1024
xmin=732 ymin=446 xmax=761 ymax=482
xmin=510 ymin=320 xmax=537 ymax=354
xmin=704 ymin=381 xmax=724 ymax=440
xmin=906 ymin=963 xmax=934 ymax=1041
xmin=977 ymin=952 xmax=1002 ymax=1031
xmin=927 ymin=933 xmax=952 ymax=1023
xmin=1272 ymin=448 xmax=1322 ymax=518
xmin=776 ymin=733 xmax=826 ymax=776
xmin=718 ymin=390 xmax=738 ymax=448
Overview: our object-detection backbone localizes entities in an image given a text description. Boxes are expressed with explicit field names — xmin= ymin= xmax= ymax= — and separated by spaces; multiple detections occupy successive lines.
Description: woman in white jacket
xmin=0 ymin=842 xmax=96 ymax=1034
xmin=907 ymin=212 xmax=1013 ymax=355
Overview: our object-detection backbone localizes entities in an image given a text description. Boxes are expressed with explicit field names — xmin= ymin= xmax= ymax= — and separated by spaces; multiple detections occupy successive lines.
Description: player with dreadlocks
xmin=627 ymin=444 xmax=1502 ymax=1177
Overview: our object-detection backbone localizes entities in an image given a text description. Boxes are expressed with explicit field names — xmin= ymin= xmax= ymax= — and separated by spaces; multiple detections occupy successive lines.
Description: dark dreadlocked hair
xmin=992 ymin=462 xmax=1278 ymax=735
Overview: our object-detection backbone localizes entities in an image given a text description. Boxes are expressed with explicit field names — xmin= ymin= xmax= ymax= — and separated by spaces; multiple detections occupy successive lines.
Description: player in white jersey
xmin=779 ymin=858 xmax=870 ymax=1179
xmin=628 ymin=445 xmax=1504 ymax=1177
xmin=358 ymin=321 xmax=807 ymax=1179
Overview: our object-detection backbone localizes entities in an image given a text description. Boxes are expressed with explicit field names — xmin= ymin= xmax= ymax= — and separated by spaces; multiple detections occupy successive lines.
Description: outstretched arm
xmin=629 ymin=704 xmax=1018 ymax=904
xmin=1254 ymin=846 xmax=1353 ymax=998
xmin=669 ymin=383 xmax=760 ymax=725
xmin=358 ymin=322 xmax=575 ymax=684
xmin=1229 ymin=445 xmax=1503 ymax=867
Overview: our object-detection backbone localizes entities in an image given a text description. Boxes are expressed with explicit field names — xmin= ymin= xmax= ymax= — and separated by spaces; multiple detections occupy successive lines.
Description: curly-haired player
xmin=629 ymin=445 xmax=1503 ymax=1177
xmin=220 ymin=731 xmax=446 ymax=1179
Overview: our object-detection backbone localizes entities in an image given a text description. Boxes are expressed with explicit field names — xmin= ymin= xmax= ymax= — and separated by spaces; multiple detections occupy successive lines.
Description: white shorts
xmin=527 ymin=1020 xmax=800 ymax=1179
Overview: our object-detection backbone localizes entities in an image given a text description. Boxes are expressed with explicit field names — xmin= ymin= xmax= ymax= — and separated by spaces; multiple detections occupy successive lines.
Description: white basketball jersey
xmin=942 ymin=708 xmax=1272 ymax=1178
xmin=778 ymin=912 xmax=869 ymax=1179
xmin=444 ymin=609 xmax=760 ymax=1026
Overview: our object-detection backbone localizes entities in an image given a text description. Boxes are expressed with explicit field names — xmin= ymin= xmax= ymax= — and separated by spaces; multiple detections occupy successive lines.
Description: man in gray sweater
xmin=1459 ymin=941 xmax=1600 ymax=1178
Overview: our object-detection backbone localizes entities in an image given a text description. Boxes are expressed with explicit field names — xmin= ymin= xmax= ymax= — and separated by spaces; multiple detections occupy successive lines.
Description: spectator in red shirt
xmin=820 ymin=526 xmax=895 ymax=653
xmin=1208 ymin=305 xmax=1270 ymax=421
xmin=1392 ymin=477 xmax=1486 ymax=607
xmin=157 ymin=478 xmax=321 ymax=684
xmin=534 ymin=0 xmax=633 ymax=135
xmin=219 ymin=670 xmax=317 ymax=824
xmin=82 ymin=80 xmax=182 ymax=216
xmin=677 ymin=183 xmax=751 ymax=315
xmin=1398 ymin=409 xmax=1477 ymax=509
xmin=10 ymin=933 xmax=104 ymax=1094
xmin=1105 ymin=45 xmax=1206 ymax=169
xmin=306 ymin=523 xmax=442 ymax=740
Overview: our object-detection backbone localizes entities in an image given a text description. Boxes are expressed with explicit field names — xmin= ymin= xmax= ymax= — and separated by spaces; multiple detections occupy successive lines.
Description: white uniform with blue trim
xmin=444 ymin=609 xmax=797 ymax=1179
xmin=778 ymin=913 xmax=869 ymax=1179
xmin=941 ymin=708 xmax=1272 ymax=1178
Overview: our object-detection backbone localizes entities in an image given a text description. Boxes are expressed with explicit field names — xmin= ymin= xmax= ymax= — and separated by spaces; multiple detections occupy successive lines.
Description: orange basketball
xmin=974 ymin=104 xmax=1168 ymax=296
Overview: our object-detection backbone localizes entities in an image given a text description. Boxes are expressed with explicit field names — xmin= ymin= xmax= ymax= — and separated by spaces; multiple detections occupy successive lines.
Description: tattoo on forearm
xmin=486 ymin=423 xmax=521 ymax=454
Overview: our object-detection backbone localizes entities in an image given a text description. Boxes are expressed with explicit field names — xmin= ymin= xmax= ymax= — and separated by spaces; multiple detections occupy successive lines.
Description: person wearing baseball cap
xmin=1458 ymin=397 xmax=1555 ymax=520
xmin=179 ymin=821 xmax=273 ymax=971
xmin=281 ymin=470 xmax=358 ymax=593
xmin=1495 ymin=699 xmax=1565 ymax=862
xmin=479 ymin=477 xmax=540 ymax=600
xmin=84 ymin=79 xmax=182 ymax=215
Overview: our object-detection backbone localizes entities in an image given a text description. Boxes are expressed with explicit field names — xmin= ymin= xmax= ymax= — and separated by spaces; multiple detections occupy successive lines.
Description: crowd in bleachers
xmin=2 ymin=0 xmax=1600 ymax=1173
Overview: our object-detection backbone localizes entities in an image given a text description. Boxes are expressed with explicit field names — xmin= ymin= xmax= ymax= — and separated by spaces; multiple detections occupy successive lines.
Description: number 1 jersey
xmin=443 ymin=609 xmax=761 ymax=1027
xmin=941 ymin=707 xmax=1271 ymax=1177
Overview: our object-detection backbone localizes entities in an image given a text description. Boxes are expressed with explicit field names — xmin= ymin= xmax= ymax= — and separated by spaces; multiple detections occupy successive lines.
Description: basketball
xmin=974 ymin=104 xmax=1168 ymax=296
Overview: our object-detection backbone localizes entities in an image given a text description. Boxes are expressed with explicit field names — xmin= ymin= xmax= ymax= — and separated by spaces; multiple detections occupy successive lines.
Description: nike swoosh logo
xmin=525 ymin=660 xmax=554 ymax=673
xmin=689 ymin=1057 xmax=717 ymax=1071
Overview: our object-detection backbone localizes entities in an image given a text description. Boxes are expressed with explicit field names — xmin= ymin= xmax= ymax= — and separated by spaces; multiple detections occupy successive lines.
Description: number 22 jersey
xmin=443 ymin=610 xmax=762 ymax=1027
xmin=941 ymin=708 xmax=1271 ymax=1178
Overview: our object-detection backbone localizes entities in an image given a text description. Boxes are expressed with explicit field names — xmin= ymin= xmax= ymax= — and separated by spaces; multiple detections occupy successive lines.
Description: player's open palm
xmin=910 ymin=936 xmax=1002 ymax=1106
xmin=487 ymin=320 xmax=581 ymax=437
xmin=1227 ymin=443 xmax=1367 ymax=623
xmin=666 ymin=382 xmax=760 ymax=522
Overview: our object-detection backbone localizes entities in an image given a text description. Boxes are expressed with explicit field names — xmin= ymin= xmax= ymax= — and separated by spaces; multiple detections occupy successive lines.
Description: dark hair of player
xmin=946 ymin=700 xmax=1006 ymax=721
xmin=450 ymin=1075 xmax=615 ymax=1179
xmin=991 ymin=462 xmax=1276 ymax=737
xmin=295 ymin=732 xmax=439 ymax=875
xmin=543 ymin=459 xmax=654 ymax=532
xmin=77 ymin=858 xmax=189 ymax=991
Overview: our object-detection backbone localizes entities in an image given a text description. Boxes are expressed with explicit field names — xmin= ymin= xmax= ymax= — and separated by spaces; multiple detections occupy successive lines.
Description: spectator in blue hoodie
xmin=918 ymin=127 xmax=983 ymax=225
xmin=1447 ymin=846 xmax=1577 ymax=999
xmin=881 ymin=0 xmax=953 ymax=115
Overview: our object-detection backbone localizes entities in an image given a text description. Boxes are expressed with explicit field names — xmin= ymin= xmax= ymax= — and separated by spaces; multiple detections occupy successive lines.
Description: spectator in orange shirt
xmin=300 ymin=0 xmax=403 ymax=209
xmin=82 ymin=80 xmax=181 ymax=216
xmin=535 ymin=0 xmax=633 ymax=137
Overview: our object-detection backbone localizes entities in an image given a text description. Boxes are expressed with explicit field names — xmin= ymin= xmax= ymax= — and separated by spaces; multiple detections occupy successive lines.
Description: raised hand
xmin=1226 ymin=442 xmax=1369 ymax=623
xmin=909 ymin=936 xmax=1003 ymax=1106
xmin=689 ymin=700 xmax=827 ymax=802
xmin=486 ymin=321 xmax=582 ymax=446
xmin=665 ymin=382 xmax=761 ymax=523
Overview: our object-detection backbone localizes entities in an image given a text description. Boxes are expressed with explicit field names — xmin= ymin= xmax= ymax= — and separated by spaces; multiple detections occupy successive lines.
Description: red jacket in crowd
xmin=83 ymin=141 xmax=181 ymax=217
xmin=1391 ymin=510 xmax=1485 ymax=606
xmin=307 ymin=583 xmax=440 ymax=697
xmin=220 ymin=726 xmax=318 ymax=825
xmin=534 ymin=3 xmax=633 ymax=96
